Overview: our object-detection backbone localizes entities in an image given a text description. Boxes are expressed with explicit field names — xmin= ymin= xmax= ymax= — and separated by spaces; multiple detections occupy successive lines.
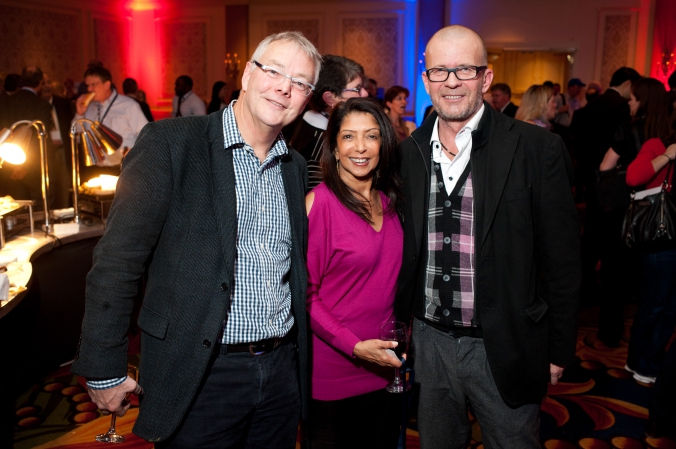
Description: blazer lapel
xmin=409 ymin=113 xmax=435 ymax=255
xmin=472 ymin=107 xmax=519 ymax=249
xmin=281 ymin=154 xmax=304 ymax=255
xmin=206 ymin=112 xmax=237 ymax=277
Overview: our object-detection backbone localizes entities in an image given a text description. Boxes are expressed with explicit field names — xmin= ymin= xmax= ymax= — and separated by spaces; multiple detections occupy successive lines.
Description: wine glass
xmin=379 ymin=321 xmax=411 ymax=393
xmin=95 ymin=364 xmax=139 ymax=443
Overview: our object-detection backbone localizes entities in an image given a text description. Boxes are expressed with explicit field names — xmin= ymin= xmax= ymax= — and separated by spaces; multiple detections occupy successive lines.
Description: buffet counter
xmin=0 ymin=222 xmax=106 ymax=319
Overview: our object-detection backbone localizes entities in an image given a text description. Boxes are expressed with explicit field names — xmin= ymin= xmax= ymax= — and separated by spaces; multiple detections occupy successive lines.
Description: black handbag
xmin=621 ymin=160 xmax=676 ymax=252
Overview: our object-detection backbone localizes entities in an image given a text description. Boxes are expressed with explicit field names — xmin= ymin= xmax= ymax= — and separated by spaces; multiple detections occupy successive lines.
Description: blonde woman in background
xmin=515 ymin=84 xmax=557 ymax=129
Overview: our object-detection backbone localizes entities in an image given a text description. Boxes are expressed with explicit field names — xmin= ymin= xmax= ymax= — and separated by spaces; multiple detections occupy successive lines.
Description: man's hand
xmin=550 ymin=363 xmax=565 ymax=385
xmin=353 ymin=339 xmax=403 ymax=368
xmin=87 ymin=376 xmax=143 ymax=417
xmin=76 ymin=93 xmax=95 ymax=116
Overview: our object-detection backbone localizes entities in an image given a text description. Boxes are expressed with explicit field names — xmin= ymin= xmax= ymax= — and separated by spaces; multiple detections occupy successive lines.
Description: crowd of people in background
xmin=2 ymin=27 xmax=676 ymax=445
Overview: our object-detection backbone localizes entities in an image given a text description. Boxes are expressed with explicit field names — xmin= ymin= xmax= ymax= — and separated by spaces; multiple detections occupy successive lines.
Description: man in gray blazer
xmin=71 ymin=31 xmax=322 ymax=447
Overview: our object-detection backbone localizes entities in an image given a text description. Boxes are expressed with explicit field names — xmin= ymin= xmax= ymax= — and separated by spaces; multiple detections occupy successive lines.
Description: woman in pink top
xmin=305 ymin=98 xmax=404 ymax=448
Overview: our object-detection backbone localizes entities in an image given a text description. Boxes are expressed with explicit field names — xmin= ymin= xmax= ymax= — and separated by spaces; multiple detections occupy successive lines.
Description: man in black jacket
xmin=490 ymin=83 xmax=518 ymax=118
xmin=0 ymin=66 xmax=53 ymax=206
xmin=570 ymin=67 xmax=641 ymax=347
xmin=72 ymin=32 xmax=320 ymax=447
xmin=396 ymin=25 xmax=580 ymax=447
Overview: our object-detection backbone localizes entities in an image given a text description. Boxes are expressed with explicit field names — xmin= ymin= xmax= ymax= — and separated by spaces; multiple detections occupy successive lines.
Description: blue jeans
xmin=627 ymin=247 xmax=676 ymax=377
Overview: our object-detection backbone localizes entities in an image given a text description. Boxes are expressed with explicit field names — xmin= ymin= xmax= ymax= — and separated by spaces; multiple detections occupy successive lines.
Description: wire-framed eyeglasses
xmin=252 ymin=60 xmax=315 ymax=96
xmin=340 ymin=84 xmax=363 ymax=97
xmin=425 ymin=66 xmax=487 ymax=82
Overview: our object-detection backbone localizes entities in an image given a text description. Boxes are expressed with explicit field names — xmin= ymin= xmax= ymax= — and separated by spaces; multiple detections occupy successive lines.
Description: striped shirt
xmin=88 ymin=103 xmax=294 ymax=390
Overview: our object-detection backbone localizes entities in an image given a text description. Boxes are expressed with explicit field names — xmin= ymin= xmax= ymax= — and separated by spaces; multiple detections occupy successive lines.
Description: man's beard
xmin=433 ymin=75 xmax=485 ymax=123
xmin=434 ymin=90 xmax=483 ymax=123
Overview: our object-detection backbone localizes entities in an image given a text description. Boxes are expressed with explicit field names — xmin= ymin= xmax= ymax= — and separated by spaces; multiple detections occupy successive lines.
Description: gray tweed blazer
xmin=71 ymin=110 xmax=309 ymax=442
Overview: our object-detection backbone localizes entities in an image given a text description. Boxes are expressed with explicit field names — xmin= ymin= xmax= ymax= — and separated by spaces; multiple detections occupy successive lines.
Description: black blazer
xmin=570 ymin=89 xmax=629 ymax=186
xmin=0 ymin=89 xmax=53 ymax=203
xmin=72 ymin=110 xmax=309 ymax=441
xmin=395 ymin=103 xmax=580 ymax=406
xmin=502 ymin=101 xmax=518 ymax=118
xmin=51 ymin=95 xmax=74 ymax=145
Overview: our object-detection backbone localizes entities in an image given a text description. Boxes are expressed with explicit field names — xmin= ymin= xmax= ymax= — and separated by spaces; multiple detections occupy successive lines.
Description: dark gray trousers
xmin=412 ymin=318 xmax=540 ymax=449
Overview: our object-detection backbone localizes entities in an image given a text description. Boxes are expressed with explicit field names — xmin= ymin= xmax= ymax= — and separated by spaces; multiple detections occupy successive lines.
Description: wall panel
xmin=93 ymin=17 xmax=128 ymax=88
xmin=341 ymin=16 xmax=400 ymax=90
xmin=0 ymin=4 xmax=81 ymax=84
xmin=266 ymin=19 xmax=320 ymax=49
xmin=595 ymin=10 xmax=636 ymax=88
xmin=160 ymin=21 xmax=208 ymax=98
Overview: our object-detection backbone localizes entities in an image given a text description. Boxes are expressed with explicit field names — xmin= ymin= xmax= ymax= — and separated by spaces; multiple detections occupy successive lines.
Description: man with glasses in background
xmin=72 ymin=32 xmax=321 ymax=447
xmin=395 ymin=25 xmax=580 ymax=446
xmin=284 ymin=54 xmax=367 ymax=189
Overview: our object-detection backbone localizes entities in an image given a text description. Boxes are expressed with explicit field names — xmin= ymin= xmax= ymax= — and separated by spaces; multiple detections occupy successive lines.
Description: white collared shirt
xmin=73 ymin=89 xmax=149 ymax=166
xmin=172 ymin=90 xmax=207 ymax=117
xmin=431 ymin=104 xmax=485 ymax=195
xmin=48 ymin=97 xmax=62 ymax=144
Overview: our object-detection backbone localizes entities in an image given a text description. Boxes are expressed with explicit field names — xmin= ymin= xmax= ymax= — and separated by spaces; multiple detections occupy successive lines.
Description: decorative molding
xmin=594 ymin=9 xmax=637 ymax=87
xmin=340 ymin=15 xmax=400 ymax=90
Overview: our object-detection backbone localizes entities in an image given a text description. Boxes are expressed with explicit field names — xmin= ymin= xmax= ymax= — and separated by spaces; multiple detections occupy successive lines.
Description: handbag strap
xmin=661 ymin=158 xmax=674 ymax=191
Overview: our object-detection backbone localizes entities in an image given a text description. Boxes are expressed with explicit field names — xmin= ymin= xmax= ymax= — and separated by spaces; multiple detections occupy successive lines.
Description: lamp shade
xmin=0 ymin=126 xmax=29 ymax=165
xmin=91 ymin=122 xmax=123 ymax=155
xmin=81 ymin=130 xmax=99 ymax=166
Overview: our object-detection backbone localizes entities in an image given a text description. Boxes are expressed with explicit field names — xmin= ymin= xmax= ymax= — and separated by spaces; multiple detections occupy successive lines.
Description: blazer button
xmin=221 ymin=283 xmax=228 ymax=291
xmin=203 ymin=339 xmax=211 ymax=348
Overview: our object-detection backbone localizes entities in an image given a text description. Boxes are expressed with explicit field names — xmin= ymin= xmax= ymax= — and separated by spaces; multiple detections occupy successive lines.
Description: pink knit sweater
xmin=306 ymin=183 xmax=403 ymax=401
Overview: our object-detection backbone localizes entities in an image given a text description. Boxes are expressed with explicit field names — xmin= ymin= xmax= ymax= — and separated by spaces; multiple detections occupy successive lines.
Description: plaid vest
xmin=423 ymin=161 xmax=476 ymax=328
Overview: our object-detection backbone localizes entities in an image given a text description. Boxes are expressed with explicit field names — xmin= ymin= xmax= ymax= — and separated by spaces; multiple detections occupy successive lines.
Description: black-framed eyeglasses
xmin=340 ymin=84 xmax=363 ymax=97
xmin=425 ymin=66 xmax=487 ymax=82
xmin=252 ymin=60 xmax=315 ymax=96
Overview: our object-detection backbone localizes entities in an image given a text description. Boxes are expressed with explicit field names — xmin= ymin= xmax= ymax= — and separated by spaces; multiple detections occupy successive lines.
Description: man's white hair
xmin=250 ymin=31 xmax=322 ymax=84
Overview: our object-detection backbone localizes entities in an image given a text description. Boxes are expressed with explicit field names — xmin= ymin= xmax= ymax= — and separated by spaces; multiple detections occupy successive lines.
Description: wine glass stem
xmin=393 ymin=367 xmax=402 ymax=386
xmin=108 ymin=414 xmax=117 ymax=434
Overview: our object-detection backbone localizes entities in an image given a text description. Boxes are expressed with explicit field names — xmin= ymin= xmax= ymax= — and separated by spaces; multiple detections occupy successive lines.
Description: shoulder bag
xmin=621 ymin=160 xmax=676 ymax=252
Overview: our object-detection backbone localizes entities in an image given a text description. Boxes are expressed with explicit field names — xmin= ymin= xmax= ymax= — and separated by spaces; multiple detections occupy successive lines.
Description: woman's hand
xmin=353 ymin=339 xmax=403 ymax=368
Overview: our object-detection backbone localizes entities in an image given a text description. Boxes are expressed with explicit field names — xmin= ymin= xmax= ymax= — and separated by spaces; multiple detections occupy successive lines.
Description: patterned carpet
xmin=12 ymin=307 xmax=675 ymax=449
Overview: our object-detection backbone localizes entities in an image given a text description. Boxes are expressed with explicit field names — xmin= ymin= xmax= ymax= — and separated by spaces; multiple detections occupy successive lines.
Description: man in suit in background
xmin=122 ymin=78 xmax=154 ymax=123
xmin=396 ymin=25 xmax=580 ymax=447
xmin=171 ymin=75 xmax=206 ymax=117
xmin=71 ymin=31 xmax=321 ymax=447
xmin=570 ymin=66 xmax=641 ymax=347
xmin=41 ymin=73 xmax=73 ymax=208
xmin=490 ymin=82 xmax=518 ymax=118
xmin=0 ymin=66 xmax=53 ymax=206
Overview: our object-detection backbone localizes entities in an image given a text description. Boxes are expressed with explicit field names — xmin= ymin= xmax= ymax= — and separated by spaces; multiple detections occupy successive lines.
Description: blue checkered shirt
xmin=88 ymin=103 xmax=293 ymax=390
xmin=221 ymin=103 xmax=294 ymax=344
